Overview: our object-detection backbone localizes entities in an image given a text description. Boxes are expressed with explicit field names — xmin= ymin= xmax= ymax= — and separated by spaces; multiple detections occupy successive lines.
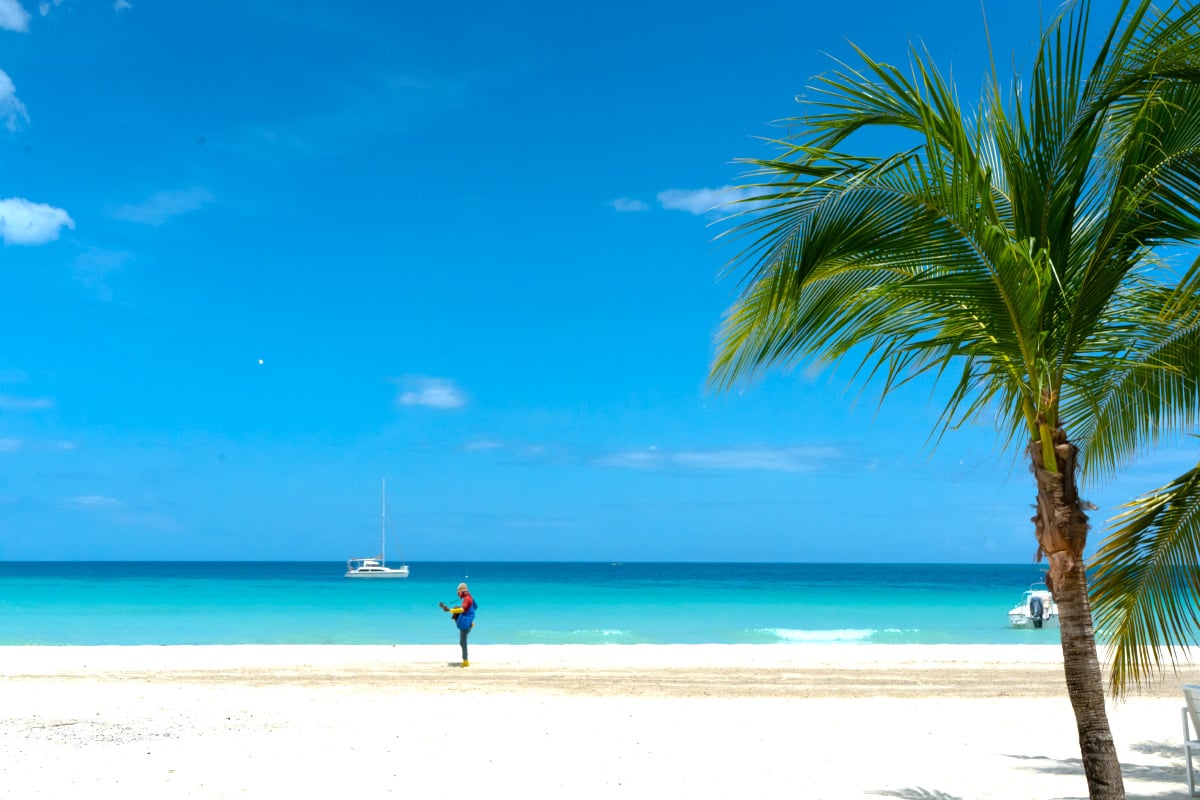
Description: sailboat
xmin=345 ymin=479 xmax=410 ymax=578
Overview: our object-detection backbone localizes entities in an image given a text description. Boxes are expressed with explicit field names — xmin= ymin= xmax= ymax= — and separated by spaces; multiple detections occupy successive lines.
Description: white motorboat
xmin=1008 ymin=583 xmax=1057 ymax=629
xmin=345 ymin=479 xmax=410 ymax=579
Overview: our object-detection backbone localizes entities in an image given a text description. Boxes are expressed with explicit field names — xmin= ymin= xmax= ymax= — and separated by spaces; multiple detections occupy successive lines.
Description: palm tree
xmin=709 ymin=1 xmax=1200 ymax=797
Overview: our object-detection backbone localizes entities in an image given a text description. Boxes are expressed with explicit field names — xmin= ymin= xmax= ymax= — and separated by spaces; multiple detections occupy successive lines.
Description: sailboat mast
xmin=381 ymin=478 xmax=386 ymax=565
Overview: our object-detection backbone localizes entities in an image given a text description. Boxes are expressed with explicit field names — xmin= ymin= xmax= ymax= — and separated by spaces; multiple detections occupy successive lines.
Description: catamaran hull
xmin=345 ymin=567 xmax=410 ymax=578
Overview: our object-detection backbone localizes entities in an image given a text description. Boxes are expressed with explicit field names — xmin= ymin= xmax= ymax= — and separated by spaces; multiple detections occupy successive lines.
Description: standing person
xmin=440 ymin=582 xmax=476 ymax=667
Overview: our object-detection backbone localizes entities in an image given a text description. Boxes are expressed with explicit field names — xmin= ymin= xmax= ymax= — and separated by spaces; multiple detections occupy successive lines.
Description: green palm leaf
xmin=1092 ymin=458 xmax=1200 ymax=695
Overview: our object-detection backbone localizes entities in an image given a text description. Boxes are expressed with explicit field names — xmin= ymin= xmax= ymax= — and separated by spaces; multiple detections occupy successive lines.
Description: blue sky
xmin=0 ymin=0 xmax=1191 ymax=562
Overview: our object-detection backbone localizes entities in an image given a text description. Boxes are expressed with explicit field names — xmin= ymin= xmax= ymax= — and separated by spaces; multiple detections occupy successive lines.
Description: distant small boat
xmin=345 ymin=480 xmax=409 ymax=579
xmin=1008 ymin=583 xmax=1057 ymax=629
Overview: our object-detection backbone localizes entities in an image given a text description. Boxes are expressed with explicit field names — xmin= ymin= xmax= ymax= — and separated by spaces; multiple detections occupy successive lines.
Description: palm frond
xmin=1070 ymin=280 xmax=1200 ymax=479
xmin=1092 ymin=457 xmax=1200 ymax=695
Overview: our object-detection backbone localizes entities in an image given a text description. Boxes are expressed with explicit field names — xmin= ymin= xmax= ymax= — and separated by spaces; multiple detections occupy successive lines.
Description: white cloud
xmin=110 ymin=187 xmax=213 ymax=225
xmin=0 ymin=438 xmax=21 ymax=453
xmin=0 ymin=393 xmax=53 ymax=410
xmin=0 ymin=0 xmax=30 ymax=31
xmin=114 ymin=0 xmax=131 ymax=9
xmin=66 ymin=495 xmax=123 ymax=510
xmin=397 ymin=377 xmax=466 ymax=409
xmin=36 ymin=0 xmax=60 ymax=16
xmin=657 ymin=185 xmax=761 ymax=216
xmin=596 ymin=444 xmax=843 ymax=473
xmin=609 ymin=197 xmax=648 ymax=212
xmin=0 ymin=197 xmax=74 ymax=245
xmin=0 ymin=70 xmax=30 ymax=131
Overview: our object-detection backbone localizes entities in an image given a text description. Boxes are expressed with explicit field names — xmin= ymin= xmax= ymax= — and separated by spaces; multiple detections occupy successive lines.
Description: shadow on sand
xmin=870 ymin=738 xmax=1189 ymax=800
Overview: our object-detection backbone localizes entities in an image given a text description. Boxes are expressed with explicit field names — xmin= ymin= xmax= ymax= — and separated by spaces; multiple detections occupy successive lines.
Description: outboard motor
xmin=1029 ymin=595 xmax=1044 ymax=629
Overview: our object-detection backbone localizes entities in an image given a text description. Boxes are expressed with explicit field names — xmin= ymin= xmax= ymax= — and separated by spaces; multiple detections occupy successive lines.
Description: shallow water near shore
xmin=0 ymin=561 xmax=1065 ymax=646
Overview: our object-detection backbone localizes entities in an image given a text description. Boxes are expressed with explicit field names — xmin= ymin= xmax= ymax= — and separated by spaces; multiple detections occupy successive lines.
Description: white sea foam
xmin=520 ymin=629 xmax=638 ymax=643
xmin=767 ymin=628 xmax=876 ymax=643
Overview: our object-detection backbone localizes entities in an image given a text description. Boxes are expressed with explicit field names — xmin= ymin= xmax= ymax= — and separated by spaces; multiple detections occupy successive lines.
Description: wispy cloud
xmin=396 ymin=377 xmax=467 ymax=409
xmin=74 ymin=248 xmax=131 ymax=302
xmin=0 ymin=436 xmax=74 ymax=454
xmin=0 ymin=0 xmax=30 ymax=32
xmin=609 ymin=197 xmax=648 ymax=212
xmin=596 ymin=444 xmax=843 ymax=473
xmin=459 ymin=438 xmax=565 ymax=463
xmin=110 ymin=187 xmax=213 ymax=225
xmin=65 ymin=495 xmax=123 ymax=510
xmin=113 ymin=0 xmax=131 ymax=10
xmin=237 ymin=71 xmax=469 ymax=166
xmin=0 ymin=70 xmax=29 ymax=132
xmin=0 ymin=197 xmax=74 ymax=245
xmin=0 ymin=393 xmax=53 ymax=410
xmin=465 ymin=438 xmax=847 ymax=474
xmin=657 ymin=185 xmax=761 ymax=217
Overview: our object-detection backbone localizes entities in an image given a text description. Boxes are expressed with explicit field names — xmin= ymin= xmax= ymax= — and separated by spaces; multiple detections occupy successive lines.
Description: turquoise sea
xmin=0 ymin=562 xmax=1064 ymax=646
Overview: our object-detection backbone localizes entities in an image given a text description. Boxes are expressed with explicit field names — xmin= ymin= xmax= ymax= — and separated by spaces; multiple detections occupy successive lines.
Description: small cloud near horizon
xmin=0 ymin=197 xmax=74 ymax=245
xmin=110 ymin=187 xmax=213 ymax=225
xmin=0 ymin=393 xmax=54 ymax=410
xmin=396 ymin=377 xmax=467 ymax=409
xmin=0 ymin=437 xmax=75 ymax=453
xmin=0 ymin=0 xmax=30 ymax=32
xmin=65 ymin=495 xmax=123 ymax=510
xmin=596 ymin=444 xmax=843 ymax=473
xmin=657 ymin=185 xmax=761 ymax=217
xmin=609 ymin=197 xmax=648 ymax=212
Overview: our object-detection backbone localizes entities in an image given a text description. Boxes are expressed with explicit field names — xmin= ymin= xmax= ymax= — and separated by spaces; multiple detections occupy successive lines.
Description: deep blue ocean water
xmin=0 ymin=562 xmax=1063 ymax=646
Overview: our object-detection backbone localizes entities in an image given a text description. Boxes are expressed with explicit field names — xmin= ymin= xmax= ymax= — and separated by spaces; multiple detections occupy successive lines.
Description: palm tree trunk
xmin=1029 ymin=429 xmax=1125 ymax=799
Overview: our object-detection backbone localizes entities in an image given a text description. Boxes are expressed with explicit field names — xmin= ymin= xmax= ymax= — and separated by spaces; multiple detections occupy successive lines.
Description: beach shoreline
xmin=3 ymin=644 xmax=1197 ymax=798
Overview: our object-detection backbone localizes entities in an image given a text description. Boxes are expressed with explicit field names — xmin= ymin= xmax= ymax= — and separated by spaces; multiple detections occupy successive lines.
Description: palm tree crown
xmin=714 ymin=2 xmax=1200 ymax=473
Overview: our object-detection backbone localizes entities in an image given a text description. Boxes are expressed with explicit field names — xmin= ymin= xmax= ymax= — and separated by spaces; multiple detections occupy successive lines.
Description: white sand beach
xmin=1 ymin=644 xmax=1196 ymax=799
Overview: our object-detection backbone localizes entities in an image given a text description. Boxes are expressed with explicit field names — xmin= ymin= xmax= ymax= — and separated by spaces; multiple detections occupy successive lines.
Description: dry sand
xmin=1 ymin=644 xmax=1197 ymax=799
